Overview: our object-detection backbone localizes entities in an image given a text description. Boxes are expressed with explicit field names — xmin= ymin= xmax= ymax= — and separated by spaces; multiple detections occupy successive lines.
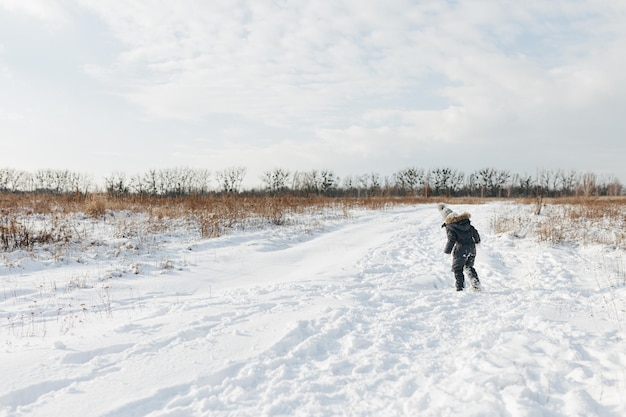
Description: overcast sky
xmin=1 ymin=0 xmax=625 ymax=188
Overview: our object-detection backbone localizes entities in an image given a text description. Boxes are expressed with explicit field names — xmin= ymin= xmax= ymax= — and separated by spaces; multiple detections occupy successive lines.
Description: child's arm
xmin=472 ymin=226 xmax=481 ymax=244
xmin=444 ymin=228 xmax=456 ymax=254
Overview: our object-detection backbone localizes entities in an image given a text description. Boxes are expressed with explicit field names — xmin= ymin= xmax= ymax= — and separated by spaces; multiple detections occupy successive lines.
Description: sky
xmin=1 ymin=0 xmax=625 ymax=189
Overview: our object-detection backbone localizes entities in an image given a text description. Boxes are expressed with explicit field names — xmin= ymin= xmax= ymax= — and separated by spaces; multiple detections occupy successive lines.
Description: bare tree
xmin=368 ymin=172 xmax=382 ymax=196
xmin=216 ymin=166 xmax=246 ymax=194
xmin=300 ymin=170 xmax=320 ymax=195
xmin=192 ymin=169 xmax=212 ymax=194
xmin=30 ymin=169 xmax=89 ymax=193
xmin=355 ymin=174 xmax=366 ymax=195
xmin=142 ymin=170 xmax=160 ymax=195
xmin=596 ymin=174 xmax=622 ymax=197
xmin=128 ymin=174 xmax=145 ymax=195
xmin=430 ymin=168 xmax=446 ymax=196
xmin=517 ymin=173 xmax=534 ymax=197
xmin=606 ymin=177 xmax=623 ymax=196
xmin=431 ymin=168 xmax=462 ymax=196
xmin=557 ymin=169 xmax=578 ymax=197
xmin=33 ymin=169 xmax=52 ymax=192
xmin=319 ymin=169 xmax=338 ymax=196
xmin=536 ymin=169 xmax=554 ymax=198
xmin=580 ymin=172 xmax=597 ymax=197
xmin=450 ymin=170 xmax=465 ymax=196
xmin=292 ymin=169 xmax=337 ymax=196
xmin=342 ymin=175 xmax=358 ymax=197
xmin=0 ymin=168 xmax=27 ymax=192
xmin=105 ymin=172 xmax=129 ymax=196
xmin=494 ymin=170 xmax=510 ymax=197
xmin=466 ymin=172 xmax=479 ymax=197
xmin=394 ymin=167 xmax=424 ymax=196
xmin=476 ymin=168 xmax=496 ymax=198
xmin=262 ymin=168 xmax=291 ymax=195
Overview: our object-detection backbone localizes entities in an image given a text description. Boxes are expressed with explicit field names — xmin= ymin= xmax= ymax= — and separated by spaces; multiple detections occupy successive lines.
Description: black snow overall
xmin=444 ymin=216 xmax=481 ymax=291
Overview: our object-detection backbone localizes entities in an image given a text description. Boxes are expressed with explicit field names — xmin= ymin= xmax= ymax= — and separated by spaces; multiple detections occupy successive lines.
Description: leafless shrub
xmin=0 ymin=214 xmax=73 ymax=251
xmin=198 ymin=212 xmax=222 ymax=238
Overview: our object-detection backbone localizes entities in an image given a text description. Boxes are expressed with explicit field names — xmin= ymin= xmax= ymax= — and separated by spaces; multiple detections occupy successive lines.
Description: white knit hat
xmin=437 ymin=203 xmax=457 ymax=222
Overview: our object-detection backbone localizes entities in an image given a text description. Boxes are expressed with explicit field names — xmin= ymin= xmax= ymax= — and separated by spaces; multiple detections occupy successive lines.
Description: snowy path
xmin=1 ymin=204 xmax=625 ymax=416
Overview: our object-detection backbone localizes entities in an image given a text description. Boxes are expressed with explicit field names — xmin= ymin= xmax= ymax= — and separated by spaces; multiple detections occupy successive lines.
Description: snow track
xmin=1 ymin=204 xmax=625 ymax=416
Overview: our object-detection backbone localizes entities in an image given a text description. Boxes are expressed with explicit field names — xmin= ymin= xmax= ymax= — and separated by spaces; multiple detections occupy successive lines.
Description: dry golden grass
xmin=1 ymin=193 xmax=624 ymax=250
xmin=492 ymin=196 xmax=626 ymax=247
xmin=0 ymin=193 xmax=428 ymax=247
xmin=1 ymin=193 xmax=429 ymax=217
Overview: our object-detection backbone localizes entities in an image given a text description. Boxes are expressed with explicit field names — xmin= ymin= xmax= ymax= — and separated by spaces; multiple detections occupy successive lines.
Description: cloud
xmin=4 ymin=0 xmax=626 ymax=183
xmin=76 ymin=1 xmax=625 ymax=122
xmin=0 ymin=0 xmax=68 ymax=22
xmin=0 ymin=63 xmax=11 ymax=80
xmin=76 ymin=1 xmax=454 ymax=126
xmin=0 ymin=107 xmax=29 ymax=123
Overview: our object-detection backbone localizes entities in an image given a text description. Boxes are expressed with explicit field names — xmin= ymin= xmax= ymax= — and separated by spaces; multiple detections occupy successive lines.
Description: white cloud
xmin=0 ymin=0 xmax=68 ymax=22
xmin=76 ymin=1 xmax=454 ymax=127
xmin=0 ymin=63 xmax=10 ymax=80
xmin=76 ymin=1 xmax=624 ymax=123
xmin=2 ymin=0 xmax=626 ymax=183
xmin=0 ymin=107 xmax=29 ymax=123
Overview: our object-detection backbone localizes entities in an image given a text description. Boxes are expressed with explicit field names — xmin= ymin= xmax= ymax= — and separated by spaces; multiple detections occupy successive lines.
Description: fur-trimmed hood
xmin=444 ymin=212 xmax=471 ymax=225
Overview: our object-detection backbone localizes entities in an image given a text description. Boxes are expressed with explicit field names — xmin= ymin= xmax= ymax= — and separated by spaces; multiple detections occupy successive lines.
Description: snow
xmin=1 ymin=202 xmax=625 ymax=417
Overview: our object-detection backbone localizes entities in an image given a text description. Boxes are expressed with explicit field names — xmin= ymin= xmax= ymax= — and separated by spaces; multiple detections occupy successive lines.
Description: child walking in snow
xmin=438 ymin=203 xmax=481 ymax=291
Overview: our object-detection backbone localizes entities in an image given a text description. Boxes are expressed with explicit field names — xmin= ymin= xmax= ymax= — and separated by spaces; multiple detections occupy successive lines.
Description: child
xmin=438 ymin=203 xmax=481 ymax=291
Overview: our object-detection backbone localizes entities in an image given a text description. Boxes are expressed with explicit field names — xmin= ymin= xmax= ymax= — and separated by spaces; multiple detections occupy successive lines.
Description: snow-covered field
xmin=1 ymin=202 xmax=625 ymax=417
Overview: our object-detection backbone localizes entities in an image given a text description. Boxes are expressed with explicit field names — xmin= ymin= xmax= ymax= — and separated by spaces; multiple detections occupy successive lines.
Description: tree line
xmin=0 ymin=166 xmax=622 ymax=198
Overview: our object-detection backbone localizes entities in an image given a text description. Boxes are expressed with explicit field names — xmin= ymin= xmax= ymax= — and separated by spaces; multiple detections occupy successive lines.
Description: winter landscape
xmin=1 ymin=200 xmax=625 ymax=417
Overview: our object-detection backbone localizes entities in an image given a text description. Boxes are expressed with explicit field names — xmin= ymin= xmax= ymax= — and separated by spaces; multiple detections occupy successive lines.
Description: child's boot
xmin=454 ymin=270 xmax=465 ymax=291
xmin=465 ymin=267 xmax=481 ymax=291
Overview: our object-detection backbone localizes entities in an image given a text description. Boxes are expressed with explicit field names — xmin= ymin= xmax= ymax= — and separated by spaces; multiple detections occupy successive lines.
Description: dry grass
xmin=492 ymin=196 xmax=626 ymax=247
xmin=0 ymin=213 xmax=73 ymax=251
xmin=2 ymin=193 xmax=624 ymax=251
xmin=0 ymin=193 xmax=426 ymax=249
xmin=0 ymin=193 xmax=422 ymax=217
